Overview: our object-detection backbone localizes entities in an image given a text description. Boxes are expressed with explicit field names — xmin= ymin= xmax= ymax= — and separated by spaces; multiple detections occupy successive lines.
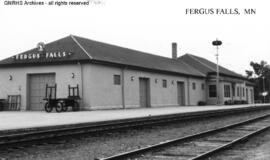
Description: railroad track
xmin=1 ymin=106 xmax=266 ymax=146
xmin=97 ymin=114 xmax=270 ymax=160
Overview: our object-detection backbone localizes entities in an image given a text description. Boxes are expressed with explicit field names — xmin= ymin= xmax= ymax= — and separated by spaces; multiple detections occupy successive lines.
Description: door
xmin=177 ymin=81 xmax=185 ymax=106
xmin=139 ymin=78 xmax=150 ymax=108
xmin=28 ymin=74 xmax=55 ymax=111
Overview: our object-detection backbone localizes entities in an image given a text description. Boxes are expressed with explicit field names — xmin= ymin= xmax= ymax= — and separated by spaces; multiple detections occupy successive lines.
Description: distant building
xmin=179 ymin=54 xmax=254 ymax=105
xmin=0 ymin=35 xmax=254 ymax=111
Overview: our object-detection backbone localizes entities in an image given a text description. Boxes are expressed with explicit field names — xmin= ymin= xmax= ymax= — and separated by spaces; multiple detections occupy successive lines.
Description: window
xmin=240 ymin=87 xmax=242 ymax=97
xmin=201 ymin=83 xmax=205 ymax=90
xmin=243 ymin=88 xmax=245 ymax=96
xmin=113 ymin=75 xmax=121 ymax=85
xmin=237 ymin=87 xmax=240 ymax=96
xmin=232 ymin=85 xmax=235 ymax=96
xmin=250 ymin=89 xmax=253 ymax=103
xmin=224 ymin=85 xmax=231 ymax=98
xmin=209 ymin=85 xmax=217 ymax=97
xmin=162 ymin=79 xmax=167 ymax=88
xmin=192 ymin=82 xmax=196 ymax=90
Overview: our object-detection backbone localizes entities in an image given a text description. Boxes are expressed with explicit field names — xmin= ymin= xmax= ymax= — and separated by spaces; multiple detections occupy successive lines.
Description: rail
xmin=97 ymin=114 xmax=270 ymax=160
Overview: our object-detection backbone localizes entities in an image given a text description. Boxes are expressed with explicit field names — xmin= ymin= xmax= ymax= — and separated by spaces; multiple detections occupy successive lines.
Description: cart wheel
xmin=55 ymin=103 xmax=63 ymax=113
xmin=44 ymin=102 xmax=52 ymax=113
xmin=72 ymin=101 xmax=79 ymax=111
xmin=62 ymin=103 xmax=68 ymax=112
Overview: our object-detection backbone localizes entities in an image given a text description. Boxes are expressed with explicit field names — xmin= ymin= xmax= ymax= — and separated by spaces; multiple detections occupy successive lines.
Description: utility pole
xmin=212 ymin=39 xmax=222 ymax=105
xmin=262 ymin=76 xmax=265 ymax=103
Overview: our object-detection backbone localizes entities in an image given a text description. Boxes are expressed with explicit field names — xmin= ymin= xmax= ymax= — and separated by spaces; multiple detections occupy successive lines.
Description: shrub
xmin=224 ymin=100 xmax=234 ymax=105
xmin=198 ymin=101 xmax=207 ymax=106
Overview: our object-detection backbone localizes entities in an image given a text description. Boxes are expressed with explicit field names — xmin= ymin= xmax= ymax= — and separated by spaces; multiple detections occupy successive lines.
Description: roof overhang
xmin=208 ymin=72 xmax=247 ymax=81
xmin=0 ymin=59 xmax=206 ymax=79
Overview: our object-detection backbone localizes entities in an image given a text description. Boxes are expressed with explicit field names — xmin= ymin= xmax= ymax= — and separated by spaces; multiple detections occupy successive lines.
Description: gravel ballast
xmin=207 ymin=128 xmax=270 ymax=160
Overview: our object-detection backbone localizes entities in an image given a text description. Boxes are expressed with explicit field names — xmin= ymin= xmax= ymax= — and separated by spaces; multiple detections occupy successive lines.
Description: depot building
xmin=0 ymin=35 xmax=254 ymax=111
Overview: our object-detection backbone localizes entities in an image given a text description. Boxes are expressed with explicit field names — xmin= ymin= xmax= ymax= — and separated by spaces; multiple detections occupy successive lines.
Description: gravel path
xmin=0 ymin=109 xmax=269 ymax=160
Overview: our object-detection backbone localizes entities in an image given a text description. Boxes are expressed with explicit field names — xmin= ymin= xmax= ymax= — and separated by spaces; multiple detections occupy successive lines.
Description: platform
xmin=0 ymin=104 xmax=269 ymax=132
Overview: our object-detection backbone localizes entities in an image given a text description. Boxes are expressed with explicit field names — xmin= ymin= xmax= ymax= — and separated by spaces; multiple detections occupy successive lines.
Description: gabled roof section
xmin=70 ymin=35 xmax=93 ymax=59
xmin=179 ymin=53 xmax=245 ymax=79
xmin=0 ymin=35 xmax=205 ymax=78
xmin=72 ymin=35 xmax=205 ymax=77
xmin=0 ymin=35 xmax=91 ymax=66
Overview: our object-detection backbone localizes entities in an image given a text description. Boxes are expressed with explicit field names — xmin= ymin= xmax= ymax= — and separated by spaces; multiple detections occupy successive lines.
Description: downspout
xmin=244 ymin=81 xmax=246 ymax=101
xmin=121 ymin=67 xmax=126 ymax=109
xmin=232 ymin=82 xmax=235 ymax=102
xmin=240 ymin=82 xmax=242 ymax=101
xmin=78 ymin=62 xmax=84 ymax=109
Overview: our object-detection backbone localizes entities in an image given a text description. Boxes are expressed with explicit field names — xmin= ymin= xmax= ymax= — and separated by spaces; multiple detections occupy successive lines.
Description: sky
xmin=0 ymin=0 xmax=269 ymax=75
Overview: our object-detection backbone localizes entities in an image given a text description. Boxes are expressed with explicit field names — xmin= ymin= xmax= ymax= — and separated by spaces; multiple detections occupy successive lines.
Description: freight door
xmin=139 ymin=78 xmax=150 ymax=108
xmin=28 ymin=74 xmax=55 ymax=111
xmin=177 ymin=81 xmax=185 ymax=106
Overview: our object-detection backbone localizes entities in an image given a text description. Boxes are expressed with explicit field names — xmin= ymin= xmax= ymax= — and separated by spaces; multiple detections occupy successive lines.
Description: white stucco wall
xmin=124 ymin=69 xmax=186 ymax=108
xmin=234 ymin=83 xmax=245 ymax=101
xmin=246 ymin=86 xmax=254 ymax=103
xmin=220 ymin=82 xmax=232 ymax=103
xmin=233 ymin=83 xmax=255 ymax=104
xmin=206 ymin=80 xmax=254 ymax=105
xmin=81 ymin=64 xmax=123 ymax=110
xmin=0 ymin=63 xmax=206 ymax=111
xmin=0 ymin=64 xmax=82 ymax=110
xmin=206 ymin=81 xmax=233 ymax=105
xmin=206 ymin=81 xmax=217 ymax=105
xmin=81 ymin=64 xmax=206 ymax=110
xmin=188 ymin=78 xmax=206 ymax=105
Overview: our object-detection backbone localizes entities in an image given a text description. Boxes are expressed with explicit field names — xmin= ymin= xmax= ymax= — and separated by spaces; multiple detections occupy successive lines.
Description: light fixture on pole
xmin=212 ymin=39 xmax=222 ymax=105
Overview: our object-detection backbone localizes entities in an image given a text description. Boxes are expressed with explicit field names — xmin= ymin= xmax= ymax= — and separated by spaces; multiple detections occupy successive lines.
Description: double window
xmin=232 ymin=85 xmax=235 ymax=97
xmin=224 ymin=85 xmax=231 ymax=98
xmin=209 ymin=85 xmax=217 ymax=97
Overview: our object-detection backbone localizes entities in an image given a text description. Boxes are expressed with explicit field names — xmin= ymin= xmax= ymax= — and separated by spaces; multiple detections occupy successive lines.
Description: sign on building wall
xmin=12 ymin=42 xmax=74 ymax=61
xmin=13 ymin=51 xmax=73 ymax=61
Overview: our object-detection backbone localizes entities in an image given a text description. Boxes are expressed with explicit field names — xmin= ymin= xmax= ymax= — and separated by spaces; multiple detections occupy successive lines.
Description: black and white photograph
xmin=0 ymin=0 xmax=269 ymax=159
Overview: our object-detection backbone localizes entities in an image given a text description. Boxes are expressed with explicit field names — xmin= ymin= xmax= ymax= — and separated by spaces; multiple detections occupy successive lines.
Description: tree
xmin=245 ymin=70 xmax=253 ymax=78
xmin=249 ymin=61 xmax=270 ymax=77
xmin=247 ymin=60 xmax=270 ymax=103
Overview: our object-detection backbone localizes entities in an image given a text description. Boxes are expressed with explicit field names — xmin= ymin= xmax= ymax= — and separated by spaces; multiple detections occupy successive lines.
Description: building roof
xmin=0 ymin=35 xmax=205 ymax=78
xmin=0 ymin=36 xmax=90 ymax=65
xmin=179 ymin=54 xmax=246 ymax=79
